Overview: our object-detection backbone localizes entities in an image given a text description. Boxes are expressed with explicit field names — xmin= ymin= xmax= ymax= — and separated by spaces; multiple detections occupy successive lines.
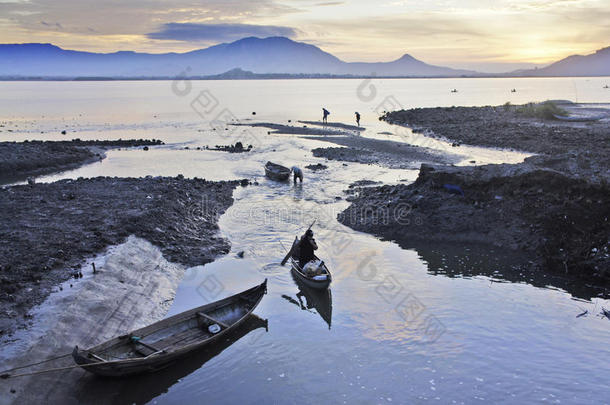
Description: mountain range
xmin=512 ymin=46 xmax=610 ymax=77
xmin=0 ymin=37 xmax=608 ymax=79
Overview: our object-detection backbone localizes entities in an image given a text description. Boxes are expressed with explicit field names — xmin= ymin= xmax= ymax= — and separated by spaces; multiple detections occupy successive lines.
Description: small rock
xmin=236 ymin=251 xmax=245 ymax=258
xmin=143 ymin=146 xmax=149 ymax=151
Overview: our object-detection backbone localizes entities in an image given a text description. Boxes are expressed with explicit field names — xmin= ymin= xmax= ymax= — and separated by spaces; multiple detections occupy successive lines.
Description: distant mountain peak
xmin=396 ymin=53 xmax=417 ymax=62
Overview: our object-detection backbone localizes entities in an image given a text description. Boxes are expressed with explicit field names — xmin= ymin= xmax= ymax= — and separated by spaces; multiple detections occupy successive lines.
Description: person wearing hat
xmin=299 ymin=229 xmax=318 ymax=267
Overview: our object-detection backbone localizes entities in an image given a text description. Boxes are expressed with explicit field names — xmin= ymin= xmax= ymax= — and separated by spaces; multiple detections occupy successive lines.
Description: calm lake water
xmin=1 ymin=78 xmax=609 ymax=404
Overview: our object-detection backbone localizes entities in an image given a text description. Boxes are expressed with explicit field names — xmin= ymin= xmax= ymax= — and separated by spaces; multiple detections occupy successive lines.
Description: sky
xmin=0 ymin=0 xmax=608 ymax=72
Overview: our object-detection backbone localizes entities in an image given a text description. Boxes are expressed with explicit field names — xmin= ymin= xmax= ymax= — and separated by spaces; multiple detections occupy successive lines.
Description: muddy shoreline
xmin=0 ymin=139 xmax=164 ymax=184
xmin=0 ymin=176 xmax=246 ymax=338
xmin=341 ymin=104 xmax=609 ymax=287
xmin=381 ymin=104 xmax=610 ymax=171
xmin=236 ymin=120 xmax=463 ymax=168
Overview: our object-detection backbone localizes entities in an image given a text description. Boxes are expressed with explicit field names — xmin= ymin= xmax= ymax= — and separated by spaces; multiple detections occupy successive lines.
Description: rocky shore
xmin=235 ymin=120 xmax=462 ymax=168
xmin=381 ymin=103 xmax=610 ymax=169
xmin=0 ymin=176 xmax=246 ymax=337
xmin=341 ymin=104 xmax=610 ymax=287
xmin=0 ymin=139 xmax=163 ymax=183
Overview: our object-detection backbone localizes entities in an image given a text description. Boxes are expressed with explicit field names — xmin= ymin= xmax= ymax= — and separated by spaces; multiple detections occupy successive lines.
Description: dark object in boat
xmin=265 ymin=161 xmax=290 ymax=181
xmin=72 ymin=280 xmax=267 ymax=377
xmin=288 ymin=237 xmax=331 ymax=290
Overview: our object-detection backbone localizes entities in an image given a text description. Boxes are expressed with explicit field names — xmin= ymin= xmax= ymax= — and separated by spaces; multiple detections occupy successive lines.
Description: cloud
xmin=147 ymin=23 xmax=297 ymax=42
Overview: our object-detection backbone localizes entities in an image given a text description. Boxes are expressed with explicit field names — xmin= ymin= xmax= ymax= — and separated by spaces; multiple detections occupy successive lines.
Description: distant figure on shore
xmin=291 ymin=166 xmax=303 ymax=183
xmin=322 ymin=108 xmax=330 ymax=123
xmin=355 ymin=112 xmax=361 ymax=127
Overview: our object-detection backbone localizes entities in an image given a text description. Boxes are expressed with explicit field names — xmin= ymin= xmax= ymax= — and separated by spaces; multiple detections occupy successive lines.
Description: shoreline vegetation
xmin=337 ymin=101 xmax=608 ymax=286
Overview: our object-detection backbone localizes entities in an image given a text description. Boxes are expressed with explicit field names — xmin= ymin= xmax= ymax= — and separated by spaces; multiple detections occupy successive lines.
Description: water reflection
xmin=75 ymin=315 xmax=268 ymax=405
xmin=405 ymin=241 xmax=609 ymax=300
xmin=282 ymin=272 xmax=333 ymax=329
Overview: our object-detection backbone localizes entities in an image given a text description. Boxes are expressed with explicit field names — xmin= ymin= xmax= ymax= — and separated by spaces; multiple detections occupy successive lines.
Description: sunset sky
xmin=0 ymin=0 xmax=608 ymax=72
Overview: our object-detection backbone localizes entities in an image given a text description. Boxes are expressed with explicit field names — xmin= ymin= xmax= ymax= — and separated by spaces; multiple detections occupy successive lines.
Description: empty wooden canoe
xmin=72 ymin=280 xmax=267 ymax=377
xmin=265 ymin=161 xmax=290 ymax=181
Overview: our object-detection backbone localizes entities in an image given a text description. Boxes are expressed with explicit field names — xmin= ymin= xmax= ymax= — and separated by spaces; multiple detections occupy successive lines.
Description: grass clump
xmin=515 ymin=101 xmax=568 ymax=120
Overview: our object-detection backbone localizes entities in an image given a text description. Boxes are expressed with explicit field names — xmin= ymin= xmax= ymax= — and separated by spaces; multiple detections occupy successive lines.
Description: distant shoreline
xmin=2 ymin=74 xmax=610 ymax=81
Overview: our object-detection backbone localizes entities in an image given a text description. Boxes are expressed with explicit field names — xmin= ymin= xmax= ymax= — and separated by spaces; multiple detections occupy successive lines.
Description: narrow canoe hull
xmin=73 ymin=280 xmax=267 ymax=377
xmin=290 ymin=257 xmax=332 ymax=290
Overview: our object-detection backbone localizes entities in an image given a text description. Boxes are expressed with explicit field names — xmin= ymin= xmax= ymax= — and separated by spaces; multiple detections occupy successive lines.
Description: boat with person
xmin=72 ymin=280 xmax=267 ymax=377
xmin=264 ymin=161 xmax=290 ymax=181
xmin=286 ymin=237 xmax=332 ymax=290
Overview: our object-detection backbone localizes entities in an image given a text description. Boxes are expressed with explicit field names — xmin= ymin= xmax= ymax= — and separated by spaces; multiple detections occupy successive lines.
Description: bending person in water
xmin=299 ymin=229 xmax=318 ymax=268
xmin=291 ymin=166 xmax=303 ymax=183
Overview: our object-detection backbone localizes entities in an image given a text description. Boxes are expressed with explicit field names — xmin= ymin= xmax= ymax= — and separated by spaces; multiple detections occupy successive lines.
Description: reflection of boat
xmin=288 ymin=238 xmax=332 ymax=290
xmin=72 ymin=280 xmax=267 ymax=377
xmin=76 ymin=315 xmax=269 ymax=404
xmin=265 ymin=161 xmax=290 ymax=181
xmin=283 ymin=273 xmax=332 ymax=329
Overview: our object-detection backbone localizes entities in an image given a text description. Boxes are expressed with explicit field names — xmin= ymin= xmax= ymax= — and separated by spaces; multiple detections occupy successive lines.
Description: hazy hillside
xmin=514 ymin=47 xmax=610 ymax=76
xmin=0 ymin=37 xmax=476 ymax=78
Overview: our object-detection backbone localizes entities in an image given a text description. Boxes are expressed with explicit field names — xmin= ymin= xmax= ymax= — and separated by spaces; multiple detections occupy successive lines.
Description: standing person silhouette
xmin=322 ymin=108 xmax=330 ymax=123
xmin=355 ymin=112 xmax=361 ymax=127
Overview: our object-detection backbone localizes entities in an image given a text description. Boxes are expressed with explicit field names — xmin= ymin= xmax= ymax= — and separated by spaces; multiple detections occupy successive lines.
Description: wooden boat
xmin=72 ymin=280 xmax=267 ymax=377
xmin=84 ymin=315 xmax=268 ymax=404
xmin=265 ymin=161 xmax=290 ymax=181
xmin=288 ymin=238 xmax=332 ymax=290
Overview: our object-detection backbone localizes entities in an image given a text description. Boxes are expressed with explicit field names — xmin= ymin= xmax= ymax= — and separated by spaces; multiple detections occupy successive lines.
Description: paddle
xmin=280 ymin=220 xmax=316 ymax=266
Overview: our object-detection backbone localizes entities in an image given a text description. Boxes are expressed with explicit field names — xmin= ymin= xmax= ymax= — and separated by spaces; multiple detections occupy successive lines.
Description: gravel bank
xmin=381 ymin=104 xmax=610 ymax=173
xmin=0 ymin=176 xmax=246 ymax=337
xmin=0 ymin=139 xmax=163 ymax=184
xmin=340 ymin=155 xmax=609 ymax=288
